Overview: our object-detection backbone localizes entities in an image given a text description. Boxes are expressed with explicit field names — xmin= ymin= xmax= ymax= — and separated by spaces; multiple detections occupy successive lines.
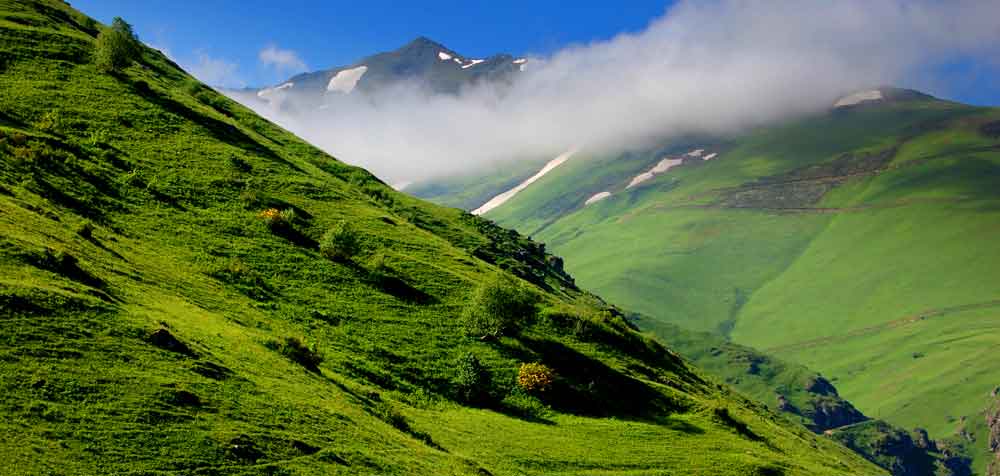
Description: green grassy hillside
xmin=0 ymin=1 xmax=886 ymax=475
xmin=450 ymin=86 xmax=1000 ymax=467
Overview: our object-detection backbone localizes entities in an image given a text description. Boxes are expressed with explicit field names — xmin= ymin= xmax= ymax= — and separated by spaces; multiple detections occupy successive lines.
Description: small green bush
xmin=372 ymin=401 xmax=410 ymax=431
xmin=229 ymin=155 xmax=252 ymax=173
xmin=367 ymin=252 xmax=389 ymax=273
xmin=75 ymin=221 xmax=94 ymax=239
xmin=453 ymin=352 xmax=492 ymax=405
xmin=265 ymin=337 xmax=322 ymax=371
xmin=463 ymin=273 xmax=538 ymax=339
xmin=319 ymin=222 xmax=361 ymax=261
xmin=93 ymin=17 xmax=140 ymax=72
xmin=35 ymin=111 xmax=62 ymax=134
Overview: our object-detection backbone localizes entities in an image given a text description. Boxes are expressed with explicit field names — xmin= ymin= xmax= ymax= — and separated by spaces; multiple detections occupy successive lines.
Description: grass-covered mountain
xmin=643 ymin=319 xmax=975 ymax=475
xmin=0 ymin=1 xmax=887 ymax=475
xmin=414 ymin=88 xmax=1000 ymax=470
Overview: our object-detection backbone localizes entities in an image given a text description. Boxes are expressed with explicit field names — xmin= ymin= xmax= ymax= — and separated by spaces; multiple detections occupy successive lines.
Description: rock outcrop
xmin=987 ymin=398 xmax=1000 ymax=476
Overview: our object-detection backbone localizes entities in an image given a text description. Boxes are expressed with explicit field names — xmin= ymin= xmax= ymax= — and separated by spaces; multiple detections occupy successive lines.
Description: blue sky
xmin=72 ymin=0 xmax=674 ymax=89
xmin=72 ymin=1 xmax=998 ymax=106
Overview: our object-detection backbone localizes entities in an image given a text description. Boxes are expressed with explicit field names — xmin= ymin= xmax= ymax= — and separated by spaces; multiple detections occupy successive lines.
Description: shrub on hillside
xmin=462 ymin=273 xmax=538 ymax=339
xmin=517 ymin=363 xmax=555 ymax=394
xmin=319 ymin=222 xmax=361 ymax=261
xmin=228 ymin=155 xmax=252 ymax=173
xmin=93 ymin=17 xmax=140 ymax=72
xmin=265 ymin=337 xmax=322 ymax=371
xmin=75 ymin=221 xmax=94 ymax=239
xmin=258 ymin=207 xmax=296 ymax=231
xmin=453 ymin=352 xmax=492 ymax=405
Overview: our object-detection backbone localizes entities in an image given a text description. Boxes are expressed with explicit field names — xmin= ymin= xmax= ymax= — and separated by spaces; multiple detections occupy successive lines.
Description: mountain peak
xmin=402 ymin=36 xmax=453 ymax=53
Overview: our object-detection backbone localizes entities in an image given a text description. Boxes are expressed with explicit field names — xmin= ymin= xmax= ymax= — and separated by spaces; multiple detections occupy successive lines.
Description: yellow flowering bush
xmin=517 ymin=362 xmax=555 ymax=393
xmin=258 ymin=207 xmax=296 ymax=230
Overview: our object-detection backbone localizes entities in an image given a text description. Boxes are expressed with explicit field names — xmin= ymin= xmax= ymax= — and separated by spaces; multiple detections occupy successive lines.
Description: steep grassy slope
xmin=446 ymin=87 xmax=1000 ymax=461
xmin=0 ymin=2 xmax=885 ymax=475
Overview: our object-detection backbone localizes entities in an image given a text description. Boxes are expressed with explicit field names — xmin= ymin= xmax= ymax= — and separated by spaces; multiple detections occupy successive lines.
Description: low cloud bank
xmin=229 ymin=0 xmax=1000 ymax=183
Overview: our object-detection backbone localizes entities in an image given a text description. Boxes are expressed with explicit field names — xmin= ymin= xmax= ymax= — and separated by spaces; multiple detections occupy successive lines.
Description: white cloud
xmin=228 ymin=0 xmax=1000 ymax=183
xmin=259 ymin=44 xmax=307 ymax=74
xmin=186 ymin=50 xmax=245 ymax=89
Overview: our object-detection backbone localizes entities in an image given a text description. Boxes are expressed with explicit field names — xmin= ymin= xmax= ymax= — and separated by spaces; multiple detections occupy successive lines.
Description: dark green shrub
xmin=372 ymin=401 xmax=409 ymax=431
xmin=35 ymin=111 xmax=62 ymax=134
xmin=210 ymin=258 xmax=273 ymax=301
xmin=319 ymin=222 xmax=361 ymax=261
xmin=228 ymin=155 xmax=252 ymax=173
xmin=75 ymin=221 xmax=94 ymax=239
xmin=453 ymin=352 xmax=492 ymax=405
xmin=93 ymin=17 xmax=140 ymax=72
xmin=367 ymin=252 xmax=389 ymax=274
xmin=463 ymin=273 xmax=538 ymax=339
xmin=265 ymin=337 xmax=322 ymax=371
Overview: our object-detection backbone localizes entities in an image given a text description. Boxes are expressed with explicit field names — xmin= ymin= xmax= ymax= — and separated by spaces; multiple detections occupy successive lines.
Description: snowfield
xmin=472 ymin=149 xmax=577 ymax=215
xmin=438 ymin=51 xmax=452 ymax=61
xmin=584 ymin=191 xmax=612 ymax=205
xmin=257 ymin=82 xmax=294 ymax=99
xmin=834 ymin=90 xmax=883 ymax=107
xmin=327 ymin=66 xmax=368 ymax=94
xmin=462 ymin=59 xmax=485 ymax=69
xmin=627 ymin=158 xmax=684 ymax=189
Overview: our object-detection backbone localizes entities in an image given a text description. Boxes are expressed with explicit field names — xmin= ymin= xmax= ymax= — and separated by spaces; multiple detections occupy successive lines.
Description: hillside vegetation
xmin=426 ymin=87 xmax=1000 ymax=468
xmin=0 ymin=1 xmax=885 ymax=475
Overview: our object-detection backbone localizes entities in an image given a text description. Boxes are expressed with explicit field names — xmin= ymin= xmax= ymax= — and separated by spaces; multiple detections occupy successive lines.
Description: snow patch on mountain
xmin=462 ymin=59 xmax=485 ymax=69
xmin=472 ymin=149 xmax=577 ymax=215
xmin=327 ymin=66 xmax=368 ymax=94
xmin=513 ymin=58 xmax=527 ymax=64
xmin=438 ymin=51 xmax=452 ymax=61
xmin=585 ymin=191 xmax=612 ymax=205
xmin=626 ymin=157 xmax=684 ymax=189
xmin=834 ymin=90 xmax=883 ymax=107
xmin=257 ymin=82 xmax=294 ymax=99
xmin=686 ymin=149 xmax=704 ymax=157
xmin=703 ymin=153 xmax=718 ymax=161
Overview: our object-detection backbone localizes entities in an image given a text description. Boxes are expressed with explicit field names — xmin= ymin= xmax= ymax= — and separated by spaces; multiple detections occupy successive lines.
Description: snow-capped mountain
xmin=246 ymin=37 xmax=528 ymax=109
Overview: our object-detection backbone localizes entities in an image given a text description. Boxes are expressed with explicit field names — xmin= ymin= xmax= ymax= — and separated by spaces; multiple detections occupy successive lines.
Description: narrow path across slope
xmin=620 ymin=144 xmax=999 ymax=221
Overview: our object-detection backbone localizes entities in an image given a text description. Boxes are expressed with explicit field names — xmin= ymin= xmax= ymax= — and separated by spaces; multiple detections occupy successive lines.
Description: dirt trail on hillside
xmin=762 ymin=299 xmax=1000 ymax=354
xmin=619 ymin=144 xmax=1000 ymax=221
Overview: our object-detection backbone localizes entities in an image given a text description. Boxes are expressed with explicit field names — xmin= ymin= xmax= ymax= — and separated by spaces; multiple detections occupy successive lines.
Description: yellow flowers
xmin=258 ymin=207 xmax=296 ymax=230
xmin=517 ymin=363 xmax=555 ymax=393
xmin=258 ymin=207 xmax=281 ymax=221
